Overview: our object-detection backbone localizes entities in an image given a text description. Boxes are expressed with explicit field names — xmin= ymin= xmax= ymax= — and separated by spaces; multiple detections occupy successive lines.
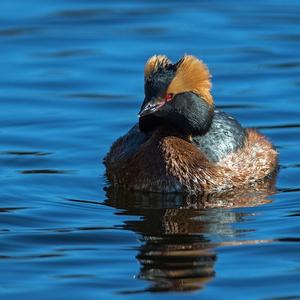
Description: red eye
xmin=165 ymin=93 xmax=173 ymax=102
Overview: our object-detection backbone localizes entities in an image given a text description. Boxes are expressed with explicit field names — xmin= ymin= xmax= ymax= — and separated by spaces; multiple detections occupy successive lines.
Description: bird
xmin=104 ymin=54 xmax=278 ymax=194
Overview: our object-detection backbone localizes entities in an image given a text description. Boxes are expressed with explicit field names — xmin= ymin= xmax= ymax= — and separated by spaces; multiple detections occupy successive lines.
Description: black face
xmin=139 ymin=65 xmax=177 ymax=119
xmin=138 ymin=65 xmax=176 ymax=133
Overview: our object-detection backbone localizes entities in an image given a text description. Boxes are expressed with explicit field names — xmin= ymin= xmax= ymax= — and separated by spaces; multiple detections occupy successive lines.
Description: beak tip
xmin=138 ymin=100 xmax=164 ymax=118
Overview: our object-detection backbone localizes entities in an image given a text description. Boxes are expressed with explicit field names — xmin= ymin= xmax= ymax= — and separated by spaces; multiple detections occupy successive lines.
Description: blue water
xmin=1 ymin=0 xmax=300 ymax=299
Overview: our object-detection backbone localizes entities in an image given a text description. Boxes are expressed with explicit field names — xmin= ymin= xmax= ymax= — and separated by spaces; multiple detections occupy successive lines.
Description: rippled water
xmin=1 ymin=0 xmax=300 ymax=299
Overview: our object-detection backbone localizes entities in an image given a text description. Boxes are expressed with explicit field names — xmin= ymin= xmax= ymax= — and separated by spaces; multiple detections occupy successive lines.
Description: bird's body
xmin=104 ymin=55 xmax=277 ymax=193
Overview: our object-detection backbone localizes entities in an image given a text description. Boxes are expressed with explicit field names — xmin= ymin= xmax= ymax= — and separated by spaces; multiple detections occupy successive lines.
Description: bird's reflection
xmin=104 ymin=175 xmax=276 ymax=292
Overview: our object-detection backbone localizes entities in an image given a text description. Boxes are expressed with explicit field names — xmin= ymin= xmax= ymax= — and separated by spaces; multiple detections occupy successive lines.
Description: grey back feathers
xmin=192 ymin=111 xmax=246 ymax=162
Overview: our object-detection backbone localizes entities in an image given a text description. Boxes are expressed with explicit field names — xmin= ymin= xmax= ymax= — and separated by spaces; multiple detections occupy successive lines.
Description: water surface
xmin=1 ymin=1 xmax=300 ymax=299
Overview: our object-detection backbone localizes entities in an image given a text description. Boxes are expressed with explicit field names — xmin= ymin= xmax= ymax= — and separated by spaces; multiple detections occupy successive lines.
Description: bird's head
xmin=139 ymin=55 xmax=214 ymax=135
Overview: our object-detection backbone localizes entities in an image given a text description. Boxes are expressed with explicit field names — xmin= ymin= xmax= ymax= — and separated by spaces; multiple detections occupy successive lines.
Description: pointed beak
xmin=138 ymin=98 xmax=165 ymax=117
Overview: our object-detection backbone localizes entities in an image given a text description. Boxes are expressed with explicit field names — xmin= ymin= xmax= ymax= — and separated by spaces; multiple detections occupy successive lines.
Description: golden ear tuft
xmin=167 ymin=55 xmax=213 ymax=105
xmin=144 ymin=55 xmax=171 ymax=80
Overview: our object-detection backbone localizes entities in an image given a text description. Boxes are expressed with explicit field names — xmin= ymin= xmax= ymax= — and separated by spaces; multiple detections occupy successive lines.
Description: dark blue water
xmin=1 ymin=0 xmax=300 ymax=299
